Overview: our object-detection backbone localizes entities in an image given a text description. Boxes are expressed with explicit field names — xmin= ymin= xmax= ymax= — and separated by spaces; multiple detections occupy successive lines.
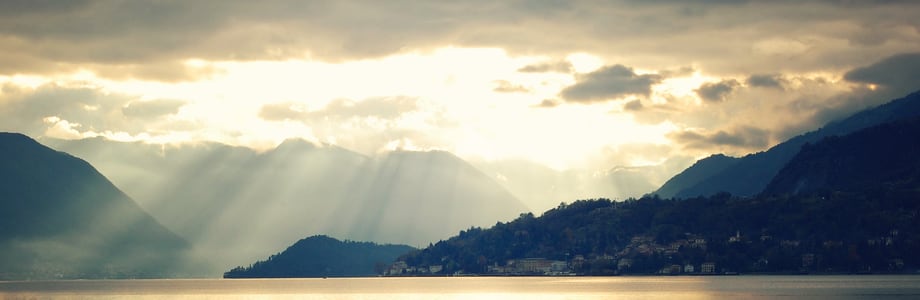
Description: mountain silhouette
xmin=0 ymin=133 xmax=189 ymax=279
xmin=655 ymin=90 xmax=920 ymax=199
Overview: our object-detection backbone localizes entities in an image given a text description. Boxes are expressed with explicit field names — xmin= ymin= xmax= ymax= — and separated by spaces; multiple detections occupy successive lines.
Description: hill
xmin=43 ymin=138 xmax=528 ymax=273
xmin=0 ymin=132 xmax=189 ymax=279
xmin=224 ymin=235 xmax=414 ymax=278
xmin=655 ymin=90 xmax=920 ymax=199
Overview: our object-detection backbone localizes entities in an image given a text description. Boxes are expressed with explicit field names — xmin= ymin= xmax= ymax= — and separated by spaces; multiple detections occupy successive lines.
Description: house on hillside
xmin=701 ymin=262 xmax=716 ymax=274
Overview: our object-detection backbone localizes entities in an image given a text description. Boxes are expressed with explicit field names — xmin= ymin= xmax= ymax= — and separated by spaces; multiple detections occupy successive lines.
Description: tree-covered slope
xmin=763 ymin=117 xmax=920 ymax=196
xmin=398 ymin=189 xmax=919 ymax=275
xmin=224 ymin=235 xmax=414 ymax=278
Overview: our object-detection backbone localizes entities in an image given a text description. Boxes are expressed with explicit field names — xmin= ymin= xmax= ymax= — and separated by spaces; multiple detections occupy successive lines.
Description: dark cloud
xmin=1 ymin=1 xmax=913 ymax=81
xmin=517 ymin=61 xmax=573 ymax=73
xmin=560 ymin=65 xmax=662 ymax=103
xmin=670 ymin=126 xmax=770 ymax=151
xmin=260 ymin=96 xmax=420 ymax=123
xmin=492 ymin=80 xmax=530 ymax=93
xmin=844 ymin=52 xmax=920 ymax=94
xmin=0 ymin=0 xmax=92 ymax=17
xmin=696 ymin=79 xmax=739 ymax=102
xmin=746 ymin=74 xmax=785 ymax=89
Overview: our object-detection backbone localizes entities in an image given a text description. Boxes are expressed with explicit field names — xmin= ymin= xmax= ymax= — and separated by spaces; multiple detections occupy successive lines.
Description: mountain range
xmin=42 ymin=137 xmax=529 ymax=272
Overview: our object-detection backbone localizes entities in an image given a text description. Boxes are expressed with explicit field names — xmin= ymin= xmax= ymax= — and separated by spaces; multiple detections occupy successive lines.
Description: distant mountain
xmin=472 ymin=158 xmax=688 ymax=213
xmin=655 ymin=90 xmax=920 ymax=199
xmin=43 ymin=138 xmax=528 ymax=273
xmin=224 ymin=235 xmax=414 ymax=278
xmin=763 ymin=117 xmax=920 ymax=196
xmin=344 ymin=150 xmax=527 ymax=245
xmin=0 ymin=132 xmax=189 ymax=279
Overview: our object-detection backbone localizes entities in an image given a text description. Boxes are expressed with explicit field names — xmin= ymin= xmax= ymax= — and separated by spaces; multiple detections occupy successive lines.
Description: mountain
xmin=344 ymin=150 xmax=527 ymax=245
xmin=655 ymin=90 xmax=920 ymax=199
xmin=224 ymin=235 xmax=414 ymax=278
xmin=0 ymin=132 xmax=189 ymax=279
xmin=763 ymin=117 xmax=920 ymax=196
xmin=42 ymin=138 xmax=528 ymax=273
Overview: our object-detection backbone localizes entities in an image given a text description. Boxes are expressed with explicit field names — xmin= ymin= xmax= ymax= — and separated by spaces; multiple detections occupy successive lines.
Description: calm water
xmin=2 ymin=275 xmax=920 ymax=299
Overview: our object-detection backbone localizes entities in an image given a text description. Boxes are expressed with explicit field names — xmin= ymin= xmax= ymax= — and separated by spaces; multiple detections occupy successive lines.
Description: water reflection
xmin=2 ymin=276 xmax=919 ymax=299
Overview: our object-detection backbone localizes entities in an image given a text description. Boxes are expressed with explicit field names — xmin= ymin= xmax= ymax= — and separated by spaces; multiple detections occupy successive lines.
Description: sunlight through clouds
xmin=40 ymin=46 xmax=682 ymax=171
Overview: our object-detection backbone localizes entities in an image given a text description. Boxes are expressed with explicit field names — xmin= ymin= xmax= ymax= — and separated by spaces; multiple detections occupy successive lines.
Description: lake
xmin=2 ymin=275 xmax=920 ymax=299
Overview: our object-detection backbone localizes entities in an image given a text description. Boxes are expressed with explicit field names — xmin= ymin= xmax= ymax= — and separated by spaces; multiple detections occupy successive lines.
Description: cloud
xmin=323 ymin=97 xmax=419 ymax=120
xmin=90 ymin=62 xmax=224 ymax=83
xmin=122 ymin=99 xmax=187 ymax=119
xmin=560 ymin=65 xmax=662 ymax=103
xmin=492 ymin=80 xmax=530 ymax=93
xmin=670 ymin=126 xmax=770 ymax=151
xmin=0 ymin=1 xmax=919 ymax=81
xmin=0 ymin=84 xmax=191 ymax=138
xmin=260 ymin=96 xmax=455 ymax=156
xmin=696 ymin=79 xmax=740 ymax=102
xmin=260 ymin=96 xmax=420 ymax=123
xmin=658 ymin=66 xmax=695 ymax=78
xmin=258 ymin=103 xmax=307 ymax=121
xmin=844 ymin=52 xmax=920 ymax=94
xmin=517 ymin=60 xmax=573 ymax=73
xmin=746 ymin=74 xmax=785 ymax=89
xmin=532 ymin=99 xmax=560 ymax=108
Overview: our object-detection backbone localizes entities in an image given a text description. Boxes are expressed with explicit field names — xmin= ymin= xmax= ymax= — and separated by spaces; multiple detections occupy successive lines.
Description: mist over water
xmin=3 ymin=276 xmax=920 ymax=299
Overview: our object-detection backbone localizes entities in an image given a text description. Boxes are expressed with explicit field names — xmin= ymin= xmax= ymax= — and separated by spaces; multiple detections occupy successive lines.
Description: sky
xmin=1 ymin=0 xmax=920 ymax=176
